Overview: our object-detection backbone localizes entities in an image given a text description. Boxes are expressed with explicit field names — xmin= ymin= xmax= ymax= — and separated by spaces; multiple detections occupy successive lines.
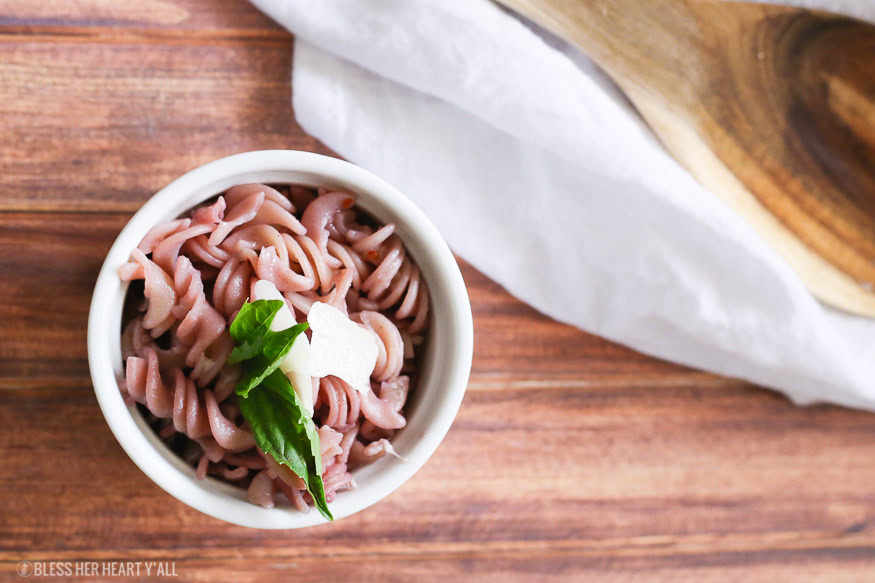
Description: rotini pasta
xmin=118 ymin=183 xmax=430 ymax=513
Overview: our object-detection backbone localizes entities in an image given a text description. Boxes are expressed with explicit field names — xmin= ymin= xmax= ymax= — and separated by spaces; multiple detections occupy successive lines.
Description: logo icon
xmin=17 ymin=561 xmax=33 ymax=577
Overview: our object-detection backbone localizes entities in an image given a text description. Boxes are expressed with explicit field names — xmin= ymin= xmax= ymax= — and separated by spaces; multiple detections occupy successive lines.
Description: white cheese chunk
xmin=307 ymin=301 xmax=378 ymax=393
xmin=251 ymin=279 xmax=314 ymax=413
xmin=252 ymin=279 xmax=297 ymax=331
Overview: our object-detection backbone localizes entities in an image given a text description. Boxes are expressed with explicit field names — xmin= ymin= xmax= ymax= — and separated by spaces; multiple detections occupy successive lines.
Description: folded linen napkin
xmin=250 ymin=0 xmax=875 ymax=410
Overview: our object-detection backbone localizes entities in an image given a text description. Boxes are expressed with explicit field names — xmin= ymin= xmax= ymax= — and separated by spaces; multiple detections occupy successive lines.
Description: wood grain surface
xmin=1 ymin=1 xmax=874 ymax=581
xmin=495 ymin=0 xmax=875 ymax=317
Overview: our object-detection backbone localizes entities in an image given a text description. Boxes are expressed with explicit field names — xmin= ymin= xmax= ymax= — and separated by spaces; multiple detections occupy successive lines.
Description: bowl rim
xmin=87 ymin=150 xmax=473 ymax=529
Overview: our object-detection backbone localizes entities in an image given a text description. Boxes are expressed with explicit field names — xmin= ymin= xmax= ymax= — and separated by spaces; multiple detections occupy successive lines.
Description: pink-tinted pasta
xmin=119 ymin=184 xmax=429 ymax=512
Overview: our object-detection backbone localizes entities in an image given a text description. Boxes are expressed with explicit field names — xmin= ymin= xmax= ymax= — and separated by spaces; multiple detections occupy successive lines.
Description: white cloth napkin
xmin=250 ymin=0 xmax=875 ymax=410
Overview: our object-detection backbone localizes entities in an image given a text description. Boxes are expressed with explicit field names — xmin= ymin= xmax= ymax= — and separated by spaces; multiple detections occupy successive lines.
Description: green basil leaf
xmin=227 ymin=300 xmax=283 ymax=364
xmin=239 ymin=369 xmax=333 ymax=521
xmin=234 ymin=356 xmax=269 ymax=398
xmin=234 ymin=322 xmax=308 ymax=398
xmin=228 ymin=299 xmax=330 ymax=520
xmin=261 ymin=369 xmax=323 ymax=476
xmin=263 ymin=322 xmax=310 ymax=370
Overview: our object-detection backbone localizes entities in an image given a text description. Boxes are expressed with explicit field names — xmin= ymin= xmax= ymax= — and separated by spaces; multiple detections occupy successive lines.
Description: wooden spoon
xmin=495 ymin=0 xmax=875 ymax=316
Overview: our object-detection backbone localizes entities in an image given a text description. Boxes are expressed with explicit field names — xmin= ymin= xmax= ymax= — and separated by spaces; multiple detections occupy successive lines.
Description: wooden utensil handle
xmin=494 ymin=0 xmax=787 ymax=101
xmin=495 ymin=0 xmax=875 ymax=316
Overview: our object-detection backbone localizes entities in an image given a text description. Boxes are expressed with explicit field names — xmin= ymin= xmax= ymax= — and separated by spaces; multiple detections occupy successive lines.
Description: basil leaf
xmin=239 ymin=369 xmax=333 ymax=520
xmin=261 ymin=369 xmax=323 ymax=476
xmin=227 ymin=300 xmax=283 ymax=364
xmin=263 ymin=322 xmax=310 ymax=370
xmin=234 ymin=322 xmax=309 ymax=398
xmin=227 ymin=299 xmax=330 ymax=519
xmin=234 ymin=357 xmax=270 ymax=398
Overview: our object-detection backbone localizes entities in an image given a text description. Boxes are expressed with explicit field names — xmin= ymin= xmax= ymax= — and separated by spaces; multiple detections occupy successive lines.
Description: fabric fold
xmin=251 ymin=0 xmax=875 ymax=410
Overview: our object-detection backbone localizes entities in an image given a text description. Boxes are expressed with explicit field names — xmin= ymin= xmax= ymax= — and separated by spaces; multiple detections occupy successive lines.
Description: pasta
xmin=119 ymin=184 xmax=429 ymax=512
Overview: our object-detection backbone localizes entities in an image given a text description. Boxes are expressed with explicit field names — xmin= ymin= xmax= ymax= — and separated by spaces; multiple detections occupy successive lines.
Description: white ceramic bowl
xmin=88 ymin=150 xmax=473 ymax=529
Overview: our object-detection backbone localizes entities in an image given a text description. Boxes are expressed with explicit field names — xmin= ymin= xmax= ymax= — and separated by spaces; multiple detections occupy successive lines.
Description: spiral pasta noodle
xmin=123 ymin=348 xmax=254 ymax=463
xmin=118 ymin=183 xmax=430 ymax=512
xmin=173 ymin=256 xmax=234 ymax=386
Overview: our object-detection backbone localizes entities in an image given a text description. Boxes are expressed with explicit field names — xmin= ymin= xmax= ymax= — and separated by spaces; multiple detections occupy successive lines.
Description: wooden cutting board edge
xmin=494 ymin=0 xmax=875 ymax=318
xmin=638 ymin=94 xmax=875 ymax=318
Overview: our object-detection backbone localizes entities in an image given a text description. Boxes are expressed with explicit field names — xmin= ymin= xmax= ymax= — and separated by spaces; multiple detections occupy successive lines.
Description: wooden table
xmin=1 ymin=1 xmax=874 ymax=580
